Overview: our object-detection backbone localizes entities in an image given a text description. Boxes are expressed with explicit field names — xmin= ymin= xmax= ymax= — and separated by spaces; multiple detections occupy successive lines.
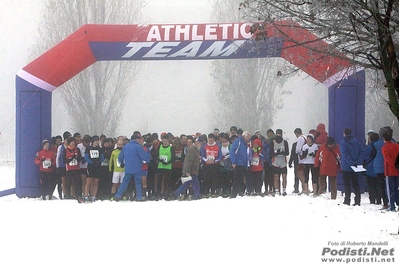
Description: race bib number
xmin=69 ymin=158 xmax=78 ymax=166
xmin=251 ymin=157 xmax=260 ymax=166
xmin=90 ymin=150 xmax=99 ymax=159
xmin=116 ymin=159 xmax=121 ymax=168
xmin=42 ymin=159 xmax=51 ymax=169
xmin=160 ymin=155 xmax=168 ymax=162
xmin=175 ymin=151 xmax=182 ymax=158
xmin=207 ymin=155 xmax=215 ymax=161
xmin=101 ymin=158 xmax=109 ymax=166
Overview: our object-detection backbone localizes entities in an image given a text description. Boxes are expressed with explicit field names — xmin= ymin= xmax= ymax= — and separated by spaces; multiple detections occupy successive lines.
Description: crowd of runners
xmin=34 ymin=123 xmax=399 ymax=211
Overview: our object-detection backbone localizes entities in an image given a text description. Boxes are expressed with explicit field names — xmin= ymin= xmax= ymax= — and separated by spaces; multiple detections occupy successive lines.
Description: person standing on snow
xmin=173 ymin=136 xmax=204 ymax=200
xmin=35 ymin=139 xmax=56 ymax=200
xmin=114 ymin=133 xmax=150 ymax=202
xmin=340 ymin=128 xmax=364 ymax=206
xmin=381 ymin=127 xmax=399 ymax=212
xmin=83 ymin=135 xmax=104 ymax=202
xmin=230 ymin=131 xmax=251 ymax=198
xmin=314 ymin=137 xmax=340 ymax=199
xmin=269 ymin=129 xmax=290 ymax=196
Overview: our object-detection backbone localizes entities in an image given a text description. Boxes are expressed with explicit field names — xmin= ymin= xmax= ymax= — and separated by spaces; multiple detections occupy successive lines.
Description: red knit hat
xmin=252 ymin=139 xmax=262 ymax=147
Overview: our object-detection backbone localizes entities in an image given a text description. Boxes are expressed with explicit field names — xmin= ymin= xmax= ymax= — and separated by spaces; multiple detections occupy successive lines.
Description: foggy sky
xmin=1 ymin=0 xmax=327 ymax=143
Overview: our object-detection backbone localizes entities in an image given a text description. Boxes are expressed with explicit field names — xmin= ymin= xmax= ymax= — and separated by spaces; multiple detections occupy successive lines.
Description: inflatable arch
xmin=14 ymin=22 xmax=364 ymax=197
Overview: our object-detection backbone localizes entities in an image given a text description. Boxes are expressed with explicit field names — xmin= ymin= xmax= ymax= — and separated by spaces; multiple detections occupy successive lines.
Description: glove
xmin=309 ymin=152 xmax=315 ymax=157
xmin=161 ymin=161 xmax=169 ymax=165
xmin=120 ymin=162 xmax=125 ymax=168
xmin=288 ymin=164 xmax=292 ymax=168
xmin=276 ymin=149 xmax=281 ymax=154
xmin=41 ymin=157 xmax=46 ymax=162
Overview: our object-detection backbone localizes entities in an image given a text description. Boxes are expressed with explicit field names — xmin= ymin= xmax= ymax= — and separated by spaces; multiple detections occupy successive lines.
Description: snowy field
xmin=0 ymin=163 xmax=398 ymax=266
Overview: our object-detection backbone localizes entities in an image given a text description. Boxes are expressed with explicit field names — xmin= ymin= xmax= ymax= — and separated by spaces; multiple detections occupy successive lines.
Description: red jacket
xmin=35 ymin=149 xmax=56 ymax=172
xmin=250 ymin=149 xmax=263 ymax=172
xmin=382 ymin=141 xmax=399 ymax=176
xmin=314 ymin=123 xmax=328 ymax=145
xmin=314 ymin=143 xmax=340 ymax=176
xmin=172 ymin=145 xmax=183 ymax=169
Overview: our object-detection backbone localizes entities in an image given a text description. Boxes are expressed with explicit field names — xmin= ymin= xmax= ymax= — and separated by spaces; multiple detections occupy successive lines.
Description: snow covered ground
xmin=0 ymin=164 xmax=398 ymax=266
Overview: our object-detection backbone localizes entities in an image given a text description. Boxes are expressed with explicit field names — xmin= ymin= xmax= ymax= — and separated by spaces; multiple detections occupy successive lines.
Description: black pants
xmin=147 ymin=167 xmax=156 ymax=197
xmin=39 ymin=171 xmax=54 ymax=199
xmin=342 ymin=171 xmax=360 ymax=205
xmin=251 ymin=171 xmax=263 ymax=194
xmin=98 ymin=166 xmax=112 ymax=199
xmin=218 ymin=169 xmax=232 ymax=195
xmin=292 ymin=165 xmax=299 ymax=191
xmin=376 ymin=173 xmax=389 ymax=207
xmin=263 ymin=164 xmax=274 ymax=192
xmin=202 ymin=164 xmax=219 ymax=195
xmin=51 ymin=172 xmax=62 ymax=199
xmin=231 ymin=165 xmax=250 ymax=198
xmin=157 ymin=168 xmax=173 ymax=197
xmin=304 ymin=164 xmax=318 ymax=184
xmin=366 ymin=175 xmax=382 ymax=204
xmin=66 ymin=170 xmax=81 ymax=198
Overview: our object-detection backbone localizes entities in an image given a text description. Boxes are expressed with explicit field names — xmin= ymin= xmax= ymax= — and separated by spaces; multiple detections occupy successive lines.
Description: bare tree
xmin=239 ymin=0 xmax=399 ymax=122
xmin=32 ymin=0 xmax=146 ymax=136
xmin=210 ymin=0 xmax=289 ymax=133
xmin=366 ymin=69 xmax=397 ymax=131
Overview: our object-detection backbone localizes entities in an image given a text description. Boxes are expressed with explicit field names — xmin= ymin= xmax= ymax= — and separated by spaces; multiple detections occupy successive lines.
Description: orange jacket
xmin=382 ymin=141 xmax=399 ymax=176
xmin=314 ymin=143 xmax=340 ymax=176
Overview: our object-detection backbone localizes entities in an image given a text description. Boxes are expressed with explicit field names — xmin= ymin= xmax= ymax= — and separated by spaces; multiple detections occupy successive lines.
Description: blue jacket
xmin=363 ymin=141 xmax=377 ymax=177
xmin=230 ymin=136 xmax=248 ymax=167
xmin=118 ymin=140 xmax=150 ymax=174
xmin=372 ymin=138 xmax=385 ymax=174
xmin=339 ymin=135 xmax=364 ymax=172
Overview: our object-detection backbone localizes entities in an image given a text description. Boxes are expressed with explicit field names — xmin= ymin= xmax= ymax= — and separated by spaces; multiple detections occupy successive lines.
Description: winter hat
xmin=42 ymin=139 xmax=49 ymax=146
xmin=327 ymin=137 xmax=335 ymax=145
xmin=267 ymin=129 xmax=274 ymax=134
xmin=252 ymin=139 xmax=262 ymax=147
xmin=307 ymin=134 xmax=314 ymax=141
xmin=276 ymin=129 xmax=283 ymax=135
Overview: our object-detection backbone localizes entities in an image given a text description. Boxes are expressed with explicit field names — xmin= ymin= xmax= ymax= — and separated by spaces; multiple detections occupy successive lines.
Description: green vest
xmin=158 ymin=145 xmax=172 ymax=170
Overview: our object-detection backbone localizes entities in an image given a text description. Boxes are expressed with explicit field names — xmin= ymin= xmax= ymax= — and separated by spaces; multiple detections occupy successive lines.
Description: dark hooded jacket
xmin=339 ymin=135 xmax=364 ymax=172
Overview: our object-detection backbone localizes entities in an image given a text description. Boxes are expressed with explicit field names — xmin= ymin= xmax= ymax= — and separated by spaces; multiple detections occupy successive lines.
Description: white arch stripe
xmin=17 ymin=69 xmax=57 ymax=92
xmin=322 ymin=66 xmax=364 ymax=88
